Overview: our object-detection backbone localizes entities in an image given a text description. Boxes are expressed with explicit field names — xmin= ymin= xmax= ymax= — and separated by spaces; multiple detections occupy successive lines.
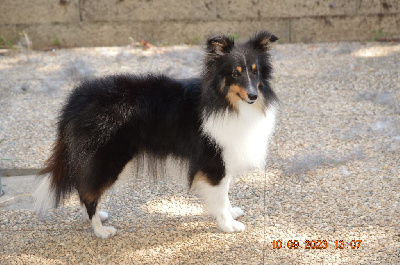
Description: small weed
xmin=374 ymin=30 xmax=383 ymax=40
xmin=17 ymin=31 xmax=32 ymax=51
xmin=0 ymin=35 xmax=14 ymax=49
xmin=53 ymin=34 xmax=61 ymax=48
xmin=128 ymin=36 xmax=136 ymax=47
xmin=371 ymin=29 xmax=389 ymax=41
xmin=230 ymin=33 xmax=239 ymax=41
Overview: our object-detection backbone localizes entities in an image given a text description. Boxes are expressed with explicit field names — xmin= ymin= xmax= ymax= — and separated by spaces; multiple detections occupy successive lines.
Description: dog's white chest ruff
xmin=202 ymin=102 xmax=276 ymax=174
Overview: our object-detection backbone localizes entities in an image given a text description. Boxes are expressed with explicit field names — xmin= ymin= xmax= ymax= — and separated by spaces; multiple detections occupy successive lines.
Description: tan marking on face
xmin=226 ymin=84 xmax=249 ymax=108
xmin=212 ymin=41 xmax=225 ymax=47
xmin=236 ymin=66 xmax=242 ymax=73
xmin=251 ymin=64 xmax=257 ymax=71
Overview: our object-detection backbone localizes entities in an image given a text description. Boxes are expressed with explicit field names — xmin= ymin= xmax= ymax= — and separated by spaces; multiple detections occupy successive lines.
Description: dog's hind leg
xmin=79 ymin=156 xmax=129 ymax=238
xmin=192 ymin=172 xmax=245 ymax=232
xmin=82 ymin=196 xmax=117 ymax=239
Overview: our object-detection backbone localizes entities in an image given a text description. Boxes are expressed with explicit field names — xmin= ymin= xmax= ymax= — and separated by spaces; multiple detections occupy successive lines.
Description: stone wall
xmin=0 ymin=0 xmax=399 ymax=49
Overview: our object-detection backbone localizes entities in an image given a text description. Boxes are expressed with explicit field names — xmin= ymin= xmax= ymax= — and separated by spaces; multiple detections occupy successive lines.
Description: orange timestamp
xmin=271 ymin=240 xmax=362 ymax=249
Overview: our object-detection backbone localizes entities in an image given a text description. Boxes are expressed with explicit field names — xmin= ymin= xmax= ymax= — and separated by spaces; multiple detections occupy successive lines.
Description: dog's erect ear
xmin=248 ymin=31 xmax=278 ymax=52
xmin=206 ymin=35 xmax=235 ymax=57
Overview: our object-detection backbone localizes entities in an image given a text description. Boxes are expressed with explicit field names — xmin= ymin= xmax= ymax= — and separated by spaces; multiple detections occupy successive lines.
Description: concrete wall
xmin=0 ymin=0 xmax=399 ymax=49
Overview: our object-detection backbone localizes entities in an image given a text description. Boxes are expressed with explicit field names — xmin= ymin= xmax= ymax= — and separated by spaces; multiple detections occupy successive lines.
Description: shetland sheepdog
xmin=34 ymin=31 xmax=279 ymax=238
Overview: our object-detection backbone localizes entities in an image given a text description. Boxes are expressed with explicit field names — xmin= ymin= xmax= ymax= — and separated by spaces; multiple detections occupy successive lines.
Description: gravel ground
xmin=0 ymin=42 xmax=399 ymax=264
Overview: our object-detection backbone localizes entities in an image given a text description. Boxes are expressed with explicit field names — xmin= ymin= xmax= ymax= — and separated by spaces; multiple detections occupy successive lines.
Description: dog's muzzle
xmin=247 ymin=91 xmax=258 ymax=104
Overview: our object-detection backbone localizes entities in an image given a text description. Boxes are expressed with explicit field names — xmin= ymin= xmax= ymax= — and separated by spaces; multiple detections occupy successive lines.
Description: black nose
xmin=248 ymin=92 xmax=258 ymax=101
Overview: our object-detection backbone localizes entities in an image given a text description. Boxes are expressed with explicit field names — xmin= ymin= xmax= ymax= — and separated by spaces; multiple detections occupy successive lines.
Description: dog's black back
xmin=44 ymin=74 xmax=224 ymax=211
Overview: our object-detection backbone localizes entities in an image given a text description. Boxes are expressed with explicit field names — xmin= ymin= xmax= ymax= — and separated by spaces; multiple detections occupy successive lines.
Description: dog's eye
xmin=232 ymin=70 xmax=241 ymax=77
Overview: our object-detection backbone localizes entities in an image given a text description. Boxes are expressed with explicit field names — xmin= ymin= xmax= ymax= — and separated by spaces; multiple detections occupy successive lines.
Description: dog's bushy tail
xmin=34 ymin=137 xmax=73 ymax=212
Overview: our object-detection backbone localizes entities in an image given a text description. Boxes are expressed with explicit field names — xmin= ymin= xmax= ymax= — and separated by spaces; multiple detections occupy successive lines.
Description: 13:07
xmin=335 ymin=240 xmax=362 ymax=249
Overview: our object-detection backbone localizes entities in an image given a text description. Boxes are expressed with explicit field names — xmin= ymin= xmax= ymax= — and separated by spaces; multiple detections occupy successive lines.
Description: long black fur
xmin=39 ymin=30 xmax=278 ymax=219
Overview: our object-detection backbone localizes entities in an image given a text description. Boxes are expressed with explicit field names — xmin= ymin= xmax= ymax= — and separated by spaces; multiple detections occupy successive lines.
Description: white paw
xmin=94 ymin=226 xmax=117 ymax=239
xmin=230 ymin=207 xmax=245 ymax=219
xmin=218 ymin=219 xmax=246 ymax=233
xmin=98 ymin=210 xmax=109 ymax=221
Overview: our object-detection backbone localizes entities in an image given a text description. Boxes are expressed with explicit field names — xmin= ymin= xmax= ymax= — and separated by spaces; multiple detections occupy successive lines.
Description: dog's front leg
xmin=224 ymin=176 xmax=245 ymax=220
xmin=192 ymin=173 xmax=245 ymax=232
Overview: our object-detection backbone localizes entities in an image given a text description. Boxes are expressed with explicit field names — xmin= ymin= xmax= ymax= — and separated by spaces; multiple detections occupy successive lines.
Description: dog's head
xmin=204 ymin=31 xmax=278 ymax=108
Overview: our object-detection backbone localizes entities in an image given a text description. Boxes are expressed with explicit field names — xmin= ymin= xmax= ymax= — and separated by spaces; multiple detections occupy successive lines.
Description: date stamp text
xmin=271 ymin=240 xmax=362 ymax=250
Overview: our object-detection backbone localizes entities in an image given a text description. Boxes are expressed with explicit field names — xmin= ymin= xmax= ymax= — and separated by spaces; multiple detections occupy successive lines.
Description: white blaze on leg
xmin=192 ymin=172 xmax=245 ymax=232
